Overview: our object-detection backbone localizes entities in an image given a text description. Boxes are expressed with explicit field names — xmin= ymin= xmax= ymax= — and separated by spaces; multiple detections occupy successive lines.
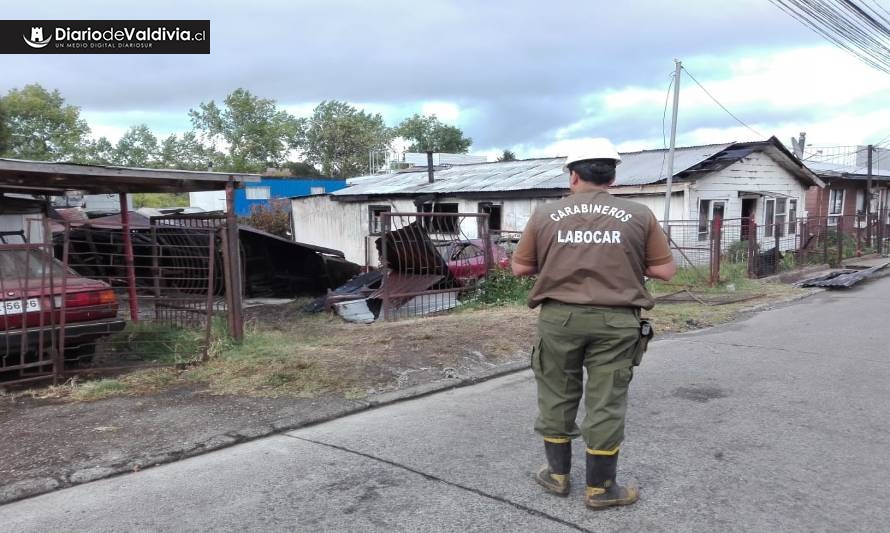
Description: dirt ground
xmin=0 ymin=285 xmax=812 ymax=503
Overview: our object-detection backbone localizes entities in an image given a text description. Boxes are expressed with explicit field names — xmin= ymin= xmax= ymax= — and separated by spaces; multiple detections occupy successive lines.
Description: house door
xmin=741 ymin=198 xmax=756 ymax=240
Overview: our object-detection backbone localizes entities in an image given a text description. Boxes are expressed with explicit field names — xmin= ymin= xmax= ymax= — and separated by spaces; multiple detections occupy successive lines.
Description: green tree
xmin=158 ymin=131 xmax=225 ymax=170
xmin=396 ymin=113 xmax=472 ymax=153
xmin=304 ymin=100 xmax=392 ymax=178
xmin=497 ymin=149 xmax=517 ymax=162
xmin=284 ymin=160 xmax=326 ymax=178
xmin=112 ymin=124 xmax=159 ymax=167
xmin=85 ymin=136 xmax=115 ymax=165
xmin=189 ymin=88 xmax=304 ymax=172
xmin=0 ymin=100 xmax=9 ymax=155
xmin=0 ymin=83 xmax=91 ymax=161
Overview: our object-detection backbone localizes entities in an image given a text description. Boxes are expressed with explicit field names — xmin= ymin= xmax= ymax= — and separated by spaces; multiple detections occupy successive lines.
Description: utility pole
xmin=663 ymin=59 xmax=682 ymax=227
xmin=866 ymin=144 xmax=873 ymax=246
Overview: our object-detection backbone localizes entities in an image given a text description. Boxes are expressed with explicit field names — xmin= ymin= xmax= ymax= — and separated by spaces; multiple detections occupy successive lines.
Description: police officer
xmin=511 ymin=138 xmax=676 ymax=510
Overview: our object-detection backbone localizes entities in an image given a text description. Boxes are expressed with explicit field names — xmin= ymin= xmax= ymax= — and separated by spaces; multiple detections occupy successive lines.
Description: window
xmin=828 ymin=189 xmax=844 ymax=215
xmin=764 ymin=198 xmax=775 ymax=237
xmin=764 ymin=197 xmax=792 ymax=238
xmin=697 ymin=200 xmax=726 ymax=241
xmin=368 ymin=205 xmax=391 ymax=235
xmin=788 ymin=199 xmax=797 ymax=235
xmin=245 ymin=186 xmax=271 ymax=200
xmin=855 ymin=190 xmax=865 ymax=214
xmin=310 ymin=186 xmax=325 ymax=195
xmin=422 ymin=203 xmax=459 ymax=234
xmin=828 ymin=189 xmax=844 ymax=225
xmin=478 ymin=202 xmax=502 ymax=231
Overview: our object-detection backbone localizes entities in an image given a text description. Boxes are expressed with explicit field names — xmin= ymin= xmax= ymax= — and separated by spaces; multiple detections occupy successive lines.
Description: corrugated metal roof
xmin=803 ymin=159 xmax=890 ymax=179
xmin=333 ymin=143 xmax=732 ymax=197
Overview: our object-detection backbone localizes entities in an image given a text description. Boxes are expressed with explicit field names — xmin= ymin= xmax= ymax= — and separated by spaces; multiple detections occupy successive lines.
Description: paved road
xmin=3 ymin=278 xmax=890 ymax=532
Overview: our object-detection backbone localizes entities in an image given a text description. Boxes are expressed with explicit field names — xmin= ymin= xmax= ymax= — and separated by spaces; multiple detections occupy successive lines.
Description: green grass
xmin=463 ymin=268 xmax=535 ymax=308
xmin=100 ymin=320 xmax=231 ymax=364
xmin=71 ymin=379 xmax=128 ymax=401
xmin=647 ymin=261 xmax=758 ymax=295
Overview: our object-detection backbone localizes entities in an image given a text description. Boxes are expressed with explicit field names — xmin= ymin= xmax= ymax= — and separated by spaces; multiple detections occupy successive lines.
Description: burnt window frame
xmin=368 ymin=205 xmax=391 ymax=235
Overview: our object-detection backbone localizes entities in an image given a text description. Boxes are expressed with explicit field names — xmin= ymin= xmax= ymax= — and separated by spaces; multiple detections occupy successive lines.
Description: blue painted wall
xmin=235 ymin=178 xmax=346 ymax=216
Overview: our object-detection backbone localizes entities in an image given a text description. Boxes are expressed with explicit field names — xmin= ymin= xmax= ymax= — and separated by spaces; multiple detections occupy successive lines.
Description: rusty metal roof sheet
xmin=333 ymin=143 xmax=733 ymax=197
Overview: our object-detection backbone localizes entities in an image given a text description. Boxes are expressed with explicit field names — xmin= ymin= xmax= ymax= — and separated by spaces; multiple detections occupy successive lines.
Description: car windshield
xmin=0 ymin=249 xmax=73 ymax=282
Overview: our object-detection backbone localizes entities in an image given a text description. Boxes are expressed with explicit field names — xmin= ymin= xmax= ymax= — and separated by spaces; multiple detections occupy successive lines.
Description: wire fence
xmin=1 ymin=214 xmax=242 ymax=386
xmin=666 ymin=209 xmax=889 ymax=283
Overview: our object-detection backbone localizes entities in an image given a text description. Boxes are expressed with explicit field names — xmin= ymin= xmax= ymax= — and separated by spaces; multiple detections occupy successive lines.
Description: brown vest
xmin=528 ymin=190 xmax=657 ymax=309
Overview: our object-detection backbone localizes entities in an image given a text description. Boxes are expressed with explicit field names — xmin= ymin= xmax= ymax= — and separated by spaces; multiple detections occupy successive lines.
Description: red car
xmin=436 ymin=239 xmax=511 ymax=279
xmin=0 ymin=247 xmax=125 ymax=366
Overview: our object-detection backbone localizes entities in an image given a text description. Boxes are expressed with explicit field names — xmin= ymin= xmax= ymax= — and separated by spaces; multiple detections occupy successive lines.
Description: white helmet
xmin=562 ymin=138 xmax=621 ymax=172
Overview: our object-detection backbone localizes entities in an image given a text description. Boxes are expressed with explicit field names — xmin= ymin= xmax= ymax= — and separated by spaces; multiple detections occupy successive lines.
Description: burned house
xmin=291 ymin=137 xmax=822 ymax=267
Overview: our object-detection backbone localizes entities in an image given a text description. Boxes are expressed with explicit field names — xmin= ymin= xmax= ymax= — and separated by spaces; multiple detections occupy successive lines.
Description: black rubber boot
xmin=584 ymin=450 xmax=639 ymax=509
xmin=534 ymin=439 xmax=571 ymax=496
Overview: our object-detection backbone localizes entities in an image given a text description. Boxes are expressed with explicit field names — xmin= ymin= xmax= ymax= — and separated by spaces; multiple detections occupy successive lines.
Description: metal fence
xmin=377 ymin=212 xmax=496 ymax=320
xmin=1 ymin=214 xmax=243 ymax=386
xmin=667 ymin=209 xmax=889 ymax=284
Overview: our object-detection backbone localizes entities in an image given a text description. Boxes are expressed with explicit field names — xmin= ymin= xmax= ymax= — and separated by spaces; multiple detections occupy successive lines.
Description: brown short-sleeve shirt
xmin=513 ymin=190 xmax=672 ymax=310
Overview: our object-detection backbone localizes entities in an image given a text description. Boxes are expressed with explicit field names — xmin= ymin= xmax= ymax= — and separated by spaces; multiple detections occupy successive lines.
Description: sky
xmin=2 ymin=0 xmax=889 ymax=162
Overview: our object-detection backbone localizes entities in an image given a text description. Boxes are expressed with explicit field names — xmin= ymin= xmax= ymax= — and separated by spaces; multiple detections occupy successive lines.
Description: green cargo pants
xmin=532 ymin=301 xmax=641 ymax=452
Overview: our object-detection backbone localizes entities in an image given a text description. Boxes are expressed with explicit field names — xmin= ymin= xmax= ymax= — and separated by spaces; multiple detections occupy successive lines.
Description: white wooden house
xmin=291 ymin=137 xmax=822 ymax=266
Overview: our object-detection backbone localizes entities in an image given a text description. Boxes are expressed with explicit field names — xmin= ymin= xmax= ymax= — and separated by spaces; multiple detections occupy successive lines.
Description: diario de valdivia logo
xmin=24 ymin=27 xmax=53 ymax=48
xmin=1 ymin=20 xmax=210 ymax=54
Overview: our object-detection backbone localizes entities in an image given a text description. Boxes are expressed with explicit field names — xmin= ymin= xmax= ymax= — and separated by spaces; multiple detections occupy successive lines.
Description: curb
xmin=0 ymin=361 xmax=532 ymax=506
xmin=4 ymin=278 xmax=861 ymax=506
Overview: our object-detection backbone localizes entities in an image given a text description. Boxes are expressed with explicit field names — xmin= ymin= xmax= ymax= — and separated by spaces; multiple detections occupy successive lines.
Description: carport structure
xmin=0 ymin=158 xmax=259 ymax=385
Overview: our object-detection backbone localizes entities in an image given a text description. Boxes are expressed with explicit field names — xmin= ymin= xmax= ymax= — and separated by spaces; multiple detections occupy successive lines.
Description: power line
xmin=658 ymin=73 xmax=674 ymax=179
xmin=767 ymin=0 xmax=890 ymax=74
xmin=681 ymin=67 xmax=764 ymax=138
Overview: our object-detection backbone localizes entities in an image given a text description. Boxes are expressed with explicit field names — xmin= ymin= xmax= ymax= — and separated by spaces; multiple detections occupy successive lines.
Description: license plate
xmin=0 ymin=298 xmax=41 ymax=316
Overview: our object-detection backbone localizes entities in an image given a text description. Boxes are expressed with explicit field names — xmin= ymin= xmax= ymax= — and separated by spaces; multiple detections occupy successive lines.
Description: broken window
xmin=698 ymin=200 xmax=710 ymax=241
xmin=422 ymin=203 xmax=459 ymax=234
xmin=368 ymin=205 xmax=391 ymax=235
xmin=478 ymin=202 xmax=502 ymax=231
xmin=697 ymin=200 xmax=725 ymax=241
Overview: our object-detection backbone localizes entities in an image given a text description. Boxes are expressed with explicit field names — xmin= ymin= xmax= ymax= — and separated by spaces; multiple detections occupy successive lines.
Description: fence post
xmin=773 ymin=223 xmax=780 ymax=274
xmin=823 ymin=217 xmax=829 ymax=265
xmin=856 ymin=213 xmax=862 ymax=255
xmin=477 ymin=214 xmax=494 ymax=274
xmin=747 ymin=219 xmax=758 ymax=278
xmin=836 ymin=216 xmax=844 ymax=266
xmin=799 ymin=219 xmax=808 ymax=265
xmin=709 ymin=215 xmax=722 ymax=286
xmin=381 ymin=213 xmax=391 ymax=321
xmin=224 ymin=180 xmax=244 ymax=342
xmin=877 ymin=208 xmax=887 ymax=255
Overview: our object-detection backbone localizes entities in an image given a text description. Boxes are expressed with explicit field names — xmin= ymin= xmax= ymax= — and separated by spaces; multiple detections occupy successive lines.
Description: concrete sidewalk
xmin=2 ymin=278 xmax=889 ymax=532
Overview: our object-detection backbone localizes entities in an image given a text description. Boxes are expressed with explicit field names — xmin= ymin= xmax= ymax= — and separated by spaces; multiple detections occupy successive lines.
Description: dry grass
xmin=8 ymin=279 xmax=811 ymax=402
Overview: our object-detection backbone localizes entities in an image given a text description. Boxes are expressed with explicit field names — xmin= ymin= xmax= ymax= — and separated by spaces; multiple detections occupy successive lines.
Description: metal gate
xmin=0 ymin=214 xmax=236 ymax=386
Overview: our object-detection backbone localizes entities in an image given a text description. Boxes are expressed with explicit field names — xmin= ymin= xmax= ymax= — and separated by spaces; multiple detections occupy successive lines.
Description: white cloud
xmin=420 ymin=101 xmax=461 ymax=123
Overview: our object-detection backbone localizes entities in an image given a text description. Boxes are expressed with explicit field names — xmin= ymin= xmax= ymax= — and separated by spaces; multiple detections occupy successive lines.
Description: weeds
xmin=465 ymin=268 xmax=535 ymax=307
